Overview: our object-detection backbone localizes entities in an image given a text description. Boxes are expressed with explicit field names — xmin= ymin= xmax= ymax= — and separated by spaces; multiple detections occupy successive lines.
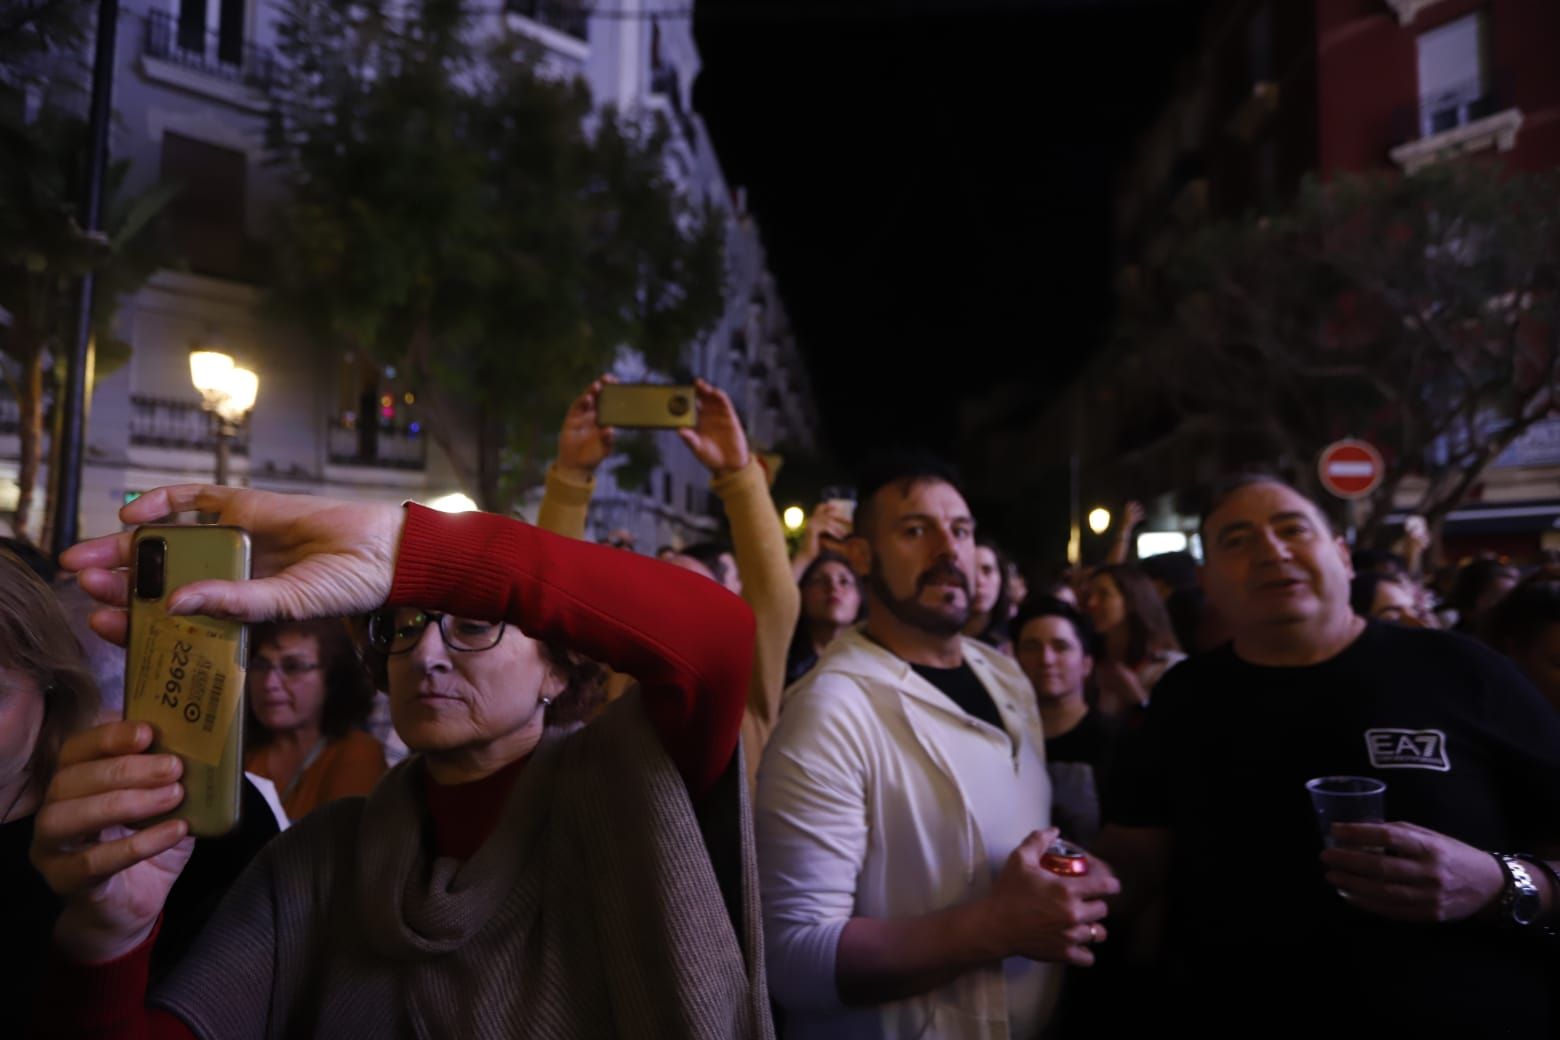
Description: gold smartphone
xmin=596 ymin=384 xmax=697 ymax=428
xmin=125 ymin=525 xmax=251 ymax=837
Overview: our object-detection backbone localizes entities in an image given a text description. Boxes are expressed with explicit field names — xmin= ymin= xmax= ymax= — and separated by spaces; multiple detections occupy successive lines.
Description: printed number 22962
xmin=160 ymin=640 xmax=194 ymax=709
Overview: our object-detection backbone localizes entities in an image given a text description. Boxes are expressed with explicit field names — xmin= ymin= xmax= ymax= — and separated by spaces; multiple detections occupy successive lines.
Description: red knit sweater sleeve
xmin=30 ymin=928 xmax=193 ymax=1040
xmin=33 ymin=507 xmax=753 ymax=1040
xmin=389 ymin=503 xmax=755 ymax=797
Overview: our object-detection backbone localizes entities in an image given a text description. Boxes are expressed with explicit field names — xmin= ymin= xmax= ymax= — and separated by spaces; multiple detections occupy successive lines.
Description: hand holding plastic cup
xmin=1305 ymin=776 xmax=1386 ymax=848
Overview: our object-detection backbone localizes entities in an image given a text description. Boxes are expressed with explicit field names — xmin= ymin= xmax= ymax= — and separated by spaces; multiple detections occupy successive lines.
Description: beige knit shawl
xmin=152 ymin=690 xmax=773 ymax=1039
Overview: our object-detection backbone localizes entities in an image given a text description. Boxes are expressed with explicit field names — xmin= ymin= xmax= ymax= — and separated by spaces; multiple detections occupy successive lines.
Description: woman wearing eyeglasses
xmin=31 ymin=485 xmax=769 ymax=1039
xmin=244 ymin=619 xmax=385 ymax=822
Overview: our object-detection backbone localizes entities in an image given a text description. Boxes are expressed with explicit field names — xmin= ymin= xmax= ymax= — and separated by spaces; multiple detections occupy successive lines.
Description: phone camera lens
xmin=668 ymin=394 xmax=690 ymax=417
xmin=135 ymin=537 xmax=167 ymax=601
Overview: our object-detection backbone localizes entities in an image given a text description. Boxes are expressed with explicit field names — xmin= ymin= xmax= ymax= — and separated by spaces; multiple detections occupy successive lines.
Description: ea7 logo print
xmin=1364 ymin=729 xmax=1450 ymax=772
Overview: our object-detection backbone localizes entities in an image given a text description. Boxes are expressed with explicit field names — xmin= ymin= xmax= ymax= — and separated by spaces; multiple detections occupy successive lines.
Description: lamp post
xmin=189 ymin=350 xmax=258 ymax=485
xmin=46 ymin=0 xmax=121 ymax=553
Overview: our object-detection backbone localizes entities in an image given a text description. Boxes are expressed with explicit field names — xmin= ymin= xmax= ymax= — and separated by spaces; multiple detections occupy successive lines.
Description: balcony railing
xmin=327 ymin=419 xmax=427 ymax=471
xmin=130 ymin=395 xmax=250 ymax=454
xmin=506 ymin=0 xmax=588 ymax=41
xmin=143 ymin=9 xmax=276 ymax=91
xmin=1387 ymin=72 xmax=1522 ymax=173
xmin=1390 ymin=73 xmax=1514 ymax=147
xmin=1420 ymin=77 xmax=1502 ymax=137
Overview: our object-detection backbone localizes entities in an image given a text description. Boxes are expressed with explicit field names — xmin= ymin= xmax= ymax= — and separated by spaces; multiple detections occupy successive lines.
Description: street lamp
xmin=783 ymin=505 xmax=805 ymax=532
xmin=189 ymin=349 xmax=259 ymax=486
xmin=1087 ymin=507 xmax=1112 ymax=536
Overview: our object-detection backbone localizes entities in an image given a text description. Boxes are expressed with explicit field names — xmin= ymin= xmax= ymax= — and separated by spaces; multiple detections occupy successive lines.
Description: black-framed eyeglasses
xmin=250 ymin=659 xmax=324 ymax=679
xmin=367 ymin=609 xmax=507 ymax=655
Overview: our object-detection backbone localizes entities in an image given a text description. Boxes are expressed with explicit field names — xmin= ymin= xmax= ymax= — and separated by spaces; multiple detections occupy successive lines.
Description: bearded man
xmin=755 ymin=457 xmax=1118 ymax=1040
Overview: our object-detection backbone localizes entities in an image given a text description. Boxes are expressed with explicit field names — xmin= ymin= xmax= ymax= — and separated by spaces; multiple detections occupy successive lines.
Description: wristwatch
xmin=1514 ymin=853 xmax=1560 ymax=937
xmin=1493 ymin=853 xmax=1543 ymax=927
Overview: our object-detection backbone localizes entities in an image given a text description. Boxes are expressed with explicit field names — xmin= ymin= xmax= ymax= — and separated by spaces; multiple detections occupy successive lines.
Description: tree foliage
xmin=1109 ymin=161 xmax=1559 ymax=540
xmin=266 ymin=0 xmax=725 ymax=512
xmin=0 ymin=2 xmax=175 ymax=539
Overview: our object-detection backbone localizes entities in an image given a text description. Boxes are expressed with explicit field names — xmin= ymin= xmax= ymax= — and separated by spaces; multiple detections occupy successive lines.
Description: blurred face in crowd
xmin=1370 ymin=578 xmax=1423 ymax=627
xmin=851 ymin=478 xmax=975 ymax=638
xmin=1083 ymin=573 xmax=1126 ymax=634
xmin=384 ymin=610 xmax=562 ymax=758
xmin=0 ymin=666 xmax=45 ymax=794
xmin=1511 ymin=622 xmax=1560 ymax=713
xmin=1016 ymin=615 xmax=1093 ymax=704
xmin=249 ymin=631 xmax=328 ymax=736
xmin=1201 ymin=481 xmax=1352 ymax=633
xmin=1006 ymin=563 xmax=1028 ymax=612
xmin=972 ymin=546 xmax=1003 ymax=616
xmin=802 ymin=560 xmax=860 ymax=629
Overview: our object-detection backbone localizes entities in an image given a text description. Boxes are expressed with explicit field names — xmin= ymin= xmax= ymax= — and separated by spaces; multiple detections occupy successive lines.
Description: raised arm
xmin=65 ymin=485 xmax=754 ymax=796
xmin=714 ymin=458 xmax=800 ymax=729
xmin=40 ymin=484 xmax=757 ymax=1038
xmin=390 ymin=503 xmax=755 ymax=794
xmin=673 ymin=380 xmax=799 ymax=782
xmin=534 ymin=376 xmax=617 ymax=541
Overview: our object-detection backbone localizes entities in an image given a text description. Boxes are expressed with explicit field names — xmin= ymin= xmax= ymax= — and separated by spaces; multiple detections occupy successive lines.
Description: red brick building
xmin=1318 ymin=0 xmax=1560 ymax=176
xmin=1114 ymin=0 xmax=1560 ymax=268
xmin=1020 ymin=0 xmax=1560 ymax=561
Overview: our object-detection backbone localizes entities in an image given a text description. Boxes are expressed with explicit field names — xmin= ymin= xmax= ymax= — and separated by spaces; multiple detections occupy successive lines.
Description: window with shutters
xmin=1416 ymin=12 xmax=1490 ymax=137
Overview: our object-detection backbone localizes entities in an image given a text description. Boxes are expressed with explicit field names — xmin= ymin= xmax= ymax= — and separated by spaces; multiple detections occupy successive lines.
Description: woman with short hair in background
xmin=786 ymin=551 xmax=863 ymax=684
xmin=244 ymin=618 xmax=386 ymax=822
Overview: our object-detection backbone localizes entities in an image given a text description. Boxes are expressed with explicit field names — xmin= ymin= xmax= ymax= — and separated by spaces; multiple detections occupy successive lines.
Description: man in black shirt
xmin=1098 ymin=475 xmax=1560 ymax=1036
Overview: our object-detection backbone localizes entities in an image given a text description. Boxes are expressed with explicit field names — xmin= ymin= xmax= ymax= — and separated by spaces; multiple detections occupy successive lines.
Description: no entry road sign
xmin=1318 ymin=439 xmax=1384 ymax=500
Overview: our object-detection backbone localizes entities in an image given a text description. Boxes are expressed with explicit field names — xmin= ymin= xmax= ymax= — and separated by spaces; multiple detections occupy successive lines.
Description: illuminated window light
xmin=1136 ymin=531 xmax=1190 ymax=558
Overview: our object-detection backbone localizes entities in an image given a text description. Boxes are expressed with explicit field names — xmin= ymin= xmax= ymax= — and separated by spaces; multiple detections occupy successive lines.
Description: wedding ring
xmin=1088 ymin=923 xmax=1102 ymax=944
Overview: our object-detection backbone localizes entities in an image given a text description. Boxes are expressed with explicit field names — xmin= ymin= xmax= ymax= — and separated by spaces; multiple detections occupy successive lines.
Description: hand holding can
xmin=1040 ymin=838 xmax=1090 ymax=877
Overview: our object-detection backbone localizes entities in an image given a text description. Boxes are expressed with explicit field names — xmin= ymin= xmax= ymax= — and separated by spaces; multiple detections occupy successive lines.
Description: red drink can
xmin=1040 ymin=839 xmax=1089 ymax=877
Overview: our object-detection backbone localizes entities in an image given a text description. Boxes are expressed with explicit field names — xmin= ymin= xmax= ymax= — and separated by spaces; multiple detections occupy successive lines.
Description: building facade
xmin=987 ymin=0 xmax=1560 ymax=561
xmin=1 ymin=0 xmax=816 ymax=550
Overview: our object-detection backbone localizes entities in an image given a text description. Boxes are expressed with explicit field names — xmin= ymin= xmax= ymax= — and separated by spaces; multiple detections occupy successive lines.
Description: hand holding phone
xmin=28 ymin=719 xmax=197 ymax=964
xmin=65 ymin=485 xmax=405 ymax=644
xmin=675 ymin=380 xmax=751 ymax=477
xmin=124 ymin=525 xmax=251 ymax=837
xmin=556 ymin=375 xmax=619 ymax=479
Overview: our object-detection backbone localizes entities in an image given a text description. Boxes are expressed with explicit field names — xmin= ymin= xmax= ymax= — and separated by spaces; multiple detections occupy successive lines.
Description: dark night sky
xmin=693 ymin=0 xmax=1205 ymax=474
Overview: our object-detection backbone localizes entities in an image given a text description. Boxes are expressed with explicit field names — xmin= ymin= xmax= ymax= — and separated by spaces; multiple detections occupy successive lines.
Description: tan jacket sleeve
xmin=712 ymin=459 xmax=801 ymax=790
xmin=535 ymin=463 xmax=593 ymax=541
xmin=534 ymin=464 xmax=639 ymax=706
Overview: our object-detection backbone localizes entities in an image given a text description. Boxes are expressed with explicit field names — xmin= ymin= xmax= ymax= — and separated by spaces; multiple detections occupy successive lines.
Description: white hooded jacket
xmin=756 ymin=628 xmax=1058 ymax=1040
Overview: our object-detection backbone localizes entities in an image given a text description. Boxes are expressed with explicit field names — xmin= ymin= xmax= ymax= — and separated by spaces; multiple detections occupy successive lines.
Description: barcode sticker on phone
xmin=129 ymin=617 xmax=240 ymax=766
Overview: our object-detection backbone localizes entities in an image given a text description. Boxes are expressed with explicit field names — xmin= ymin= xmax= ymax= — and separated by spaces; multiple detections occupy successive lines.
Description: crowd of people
xmin=2 ymin=373 xmax=1558 ymax=1039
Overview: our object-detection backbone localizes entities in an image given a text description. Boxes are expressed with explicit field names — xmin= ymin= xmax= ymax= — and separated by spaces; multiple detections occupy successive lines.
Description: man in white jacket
xmin=757 ymin=457 xmax=1119 ymax=1040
